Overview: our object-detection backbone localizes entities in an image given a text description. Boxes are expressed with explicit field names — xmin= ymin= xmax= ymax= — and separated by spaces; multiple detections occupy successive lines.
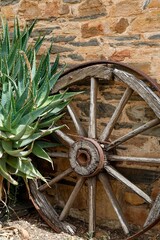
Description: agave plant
xmin=0 ymin=18 xmax=76 ymax=192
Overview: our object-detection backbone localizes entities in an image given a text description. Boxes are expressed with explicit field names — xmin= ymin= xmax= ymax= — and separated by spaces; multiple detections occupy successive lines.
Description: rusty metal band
xmin=125 ymin=215 xmax=160 ymax=240
xmin=59 ymin=60 xmax=160 ymax=93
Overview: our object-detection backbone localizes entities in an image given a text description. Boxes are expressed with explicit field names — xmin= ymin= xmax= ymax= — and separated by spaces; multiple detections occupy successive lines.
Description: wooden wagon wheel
xmin=29 ymin=61 xmax=160 ymax=239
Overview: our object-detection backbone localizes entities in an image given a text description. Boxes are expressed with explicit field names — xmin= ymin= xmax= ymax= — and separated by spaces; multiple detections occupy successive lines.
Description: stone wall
xmin=1 ymin=0 xmax=160 ymax=82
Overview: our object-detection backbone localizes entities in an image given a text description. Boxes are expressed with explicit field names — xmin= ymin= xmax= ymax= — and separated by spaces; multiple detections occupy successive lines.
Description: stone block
xmin=126 ymin=105 xmax=155 ymax=122
xmin=70 ymin=39 xmax=99 ymax=46
xmin=51 ymin=45 xmax=74 ymax=54
xmin=43 ymin=1 xmax=60 ymax=18
xmin=1 ymin=5 xmax=18 ymax=17
xmin=151 ymin=179 xmax=160 ymax=199
xmin=68 ymin=53 xmax=84 ymax=61
xmin=85 ymin=53 xmax=109 ymax=61
xmin=32 ymin=28 xmax=54 ymax=37
xmin=113 ymin=35 xmax=140 ymax=41
xmin=124 ymin=192 xmax=145 ymax=205
xmin=78 ymin=0 xmax=106 ymax=17
xmin=130 ymin=62 xmax=151 ymax=74
xmin=114 ymin=18 xmax=129 ymax=33
xmin=0 ymin=0 xmax=19 ymax=5
xmin=109 ymin=49 xmax=131 ymax=61
xmin=131 ymin=10 xmax=160 ymax=32
xmin=81 ymin=22 xmax=104 ymax=38
xmin=110 ymin=0 xmax=142 ymax=17
xmin=147 ymin=0 xmax=160 ymax=8
xmin=148 ymin=34 xmax=160 ymax=40
xmin=63 ymin=0 xmax=81 ymax=3
xmin=59 ymin=4 xmax=70 ymax=15
xmin=77 ymin=102 xmax=116 ymax=118
xmin=51 ymin=35 xmax=76 ymax=43
xmin=73 ymin=13 xmax=107 ymax=21
xmin=19 ymin=1 xmax=40 ymax=19
xmin=124 ymin=205 xmax=148 ymax=225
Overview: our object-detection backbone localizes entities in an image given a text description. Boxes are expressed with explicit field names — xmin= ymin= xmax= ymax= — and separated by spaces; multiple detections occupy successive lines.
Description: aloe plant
xmin=0 ymin=18 xmax=75 ymax=187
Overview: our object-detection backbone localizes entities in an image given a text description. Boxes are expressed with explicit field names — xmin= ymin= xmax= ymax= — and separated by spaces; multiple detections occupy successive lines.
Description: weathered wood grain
xmin=67 ymin=103 xmax=87 ymax=136
xmin=107 ymin=118 xmax=160 ymax=151
xmin=29 ymin=180 xmax=76 ymax=234
xmin=38 ymin=168 xmax=73 ymax=192
xmin=144 ymin=193 xmax=160 ymax=227
xmin=114 ymin=69 xmax=160 ymax=119
xmin=88 ymin=77 xmax=98 ymax=138
xmin=108 ymin=155 xmax=160 ymax=164
xmin=99 ymin=87 xmax=133 ymax=141
xmin=59 ymin=177 xmax=85 ymax=221
xmin=55 ymin=129 xmax=74 ymax=146
xmin=98 ymin=173 xmax=129 ymax=235
xmin=53 ymin=65 xmax=112 ymax=93
xmin=104 ymin=165 xmax=152 ymax=203
xmin=88 ymin=177 xmax=97 ymax=234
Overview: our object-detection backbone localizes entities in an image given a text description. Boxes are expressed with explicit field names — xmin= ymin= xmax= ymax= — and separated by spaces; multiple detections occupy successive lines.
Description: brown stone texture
xmin=43 ymin=1 xmax=61 ymax=18
xmin=59 ymin=4 xmax=70 ymax=15
xmin=124 ymin=192 xmax=145 ymax=205
xmin=147 ymin=0 xmax=160 ymax=8
xmin=151 ymin=179 xmax=160 ymax=200
xmin=78 ymin=0 xmax=106 ymax=17
xmin=109 ymin=49 xmax=131 ymax=61
xmin=109 ymin=0 xmax=142 ymax=17
xmin=19 ymin=0 xmax=41 ymax=19
xmin=124 ymin=205 xmax=149 ymax=225
xmin=114 ymin=18 xmax=129 ymax=33
xmin=81 ymin=22 xmax=104 ymax=38
xmin=1 ymin=4 xmax=19 ymax=18
xmin=131 ymin=10 xmax=160 ymax=33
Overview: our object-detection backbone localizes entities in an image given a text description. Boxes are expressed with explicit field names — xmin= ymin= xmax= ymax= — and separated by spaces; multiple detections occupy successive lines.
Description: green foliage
xmin=0 ymin=18 xmax=74 ymax=185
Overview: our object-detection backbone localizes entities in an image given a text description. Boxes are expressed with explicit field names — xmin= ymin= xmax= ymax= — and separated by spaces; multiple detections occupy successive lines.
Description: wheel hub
xmin=69 ymin=138 xmax=105 ymax=177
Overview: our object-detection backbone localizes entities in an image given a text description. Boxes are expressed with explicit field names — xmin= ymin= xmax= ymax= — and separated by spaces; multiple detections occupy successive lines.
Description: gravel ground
xmin=0 ymin=207 xmax=85 ymax=240
xmin=0 ymin=216 xmax=85 ymax=240
xmin=0 ymin=209 xmax=160 ymax=240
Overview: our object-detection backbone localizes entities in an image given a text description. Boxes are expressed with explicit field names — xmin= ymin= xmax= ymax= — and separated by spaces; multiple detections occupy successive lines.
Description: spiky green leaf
xmin=0 ymin=158 xmax=18 ymax=185
xmin=32 ymin=142 xmax=53 ymax=165
xmin=2 ymin=140 xmax=33 ymax=157
xmin=7 ymin=156 xmax=46 ymax=182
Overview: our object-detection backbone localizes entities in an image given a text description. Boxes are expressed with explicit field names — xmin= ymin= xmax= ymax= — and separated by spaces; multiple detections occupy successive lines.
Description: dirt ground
xmin=0 ymin=207 xmax=160 ymax=240
xmin=0 ymin=209 xmax=83 ymax=240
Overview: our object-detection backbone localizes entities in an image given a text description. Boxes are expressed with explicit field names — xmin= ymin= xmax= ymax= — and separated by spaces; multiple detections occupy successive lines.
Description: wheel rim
xmin=29 ymin=62 xmax=160 ymax=239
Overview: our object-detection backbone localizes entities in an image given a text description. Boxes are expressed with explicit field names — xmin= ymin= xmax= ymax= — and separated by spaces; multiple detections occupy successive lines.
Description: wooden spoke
xmin=38 ymin=168 xmax=73 ymax=192
xmin=98 ymin=173 xmax=129 ymax=235
xmin=67 ymin=103 xmax=87 ymax=137
xmin=88 ymin=77 xmax=98 ymax=138
xmin=144 ymin=193 xmax=160 ymax=227
xmin=59 ymin=177 xmax=85 ymax=221
xmin=108 ymin=155 xmax=160 ymax=164
xmin=107 ymin=118 xmax=160 ymax=151
xmin=88 ymin=177 xmax=97 ymax=234
xmin=48 ymin=152 xmax=68 ymax=158
xmin=99 ymin=87 xmax=133 ymax=142
xmin=60 ymin=89 xmax=86 ymax=136
xmin=55 ymin=129 xmax=74 ymax=146
xmin=104 ymin=165 xmax=152 ymax=204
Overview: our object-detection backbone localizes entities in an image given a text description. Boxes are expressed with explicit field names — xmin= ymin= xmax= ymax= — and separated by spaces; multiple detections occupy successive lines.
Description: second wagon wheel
xmin=29 ymin=61 xmax=160 ymax=239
